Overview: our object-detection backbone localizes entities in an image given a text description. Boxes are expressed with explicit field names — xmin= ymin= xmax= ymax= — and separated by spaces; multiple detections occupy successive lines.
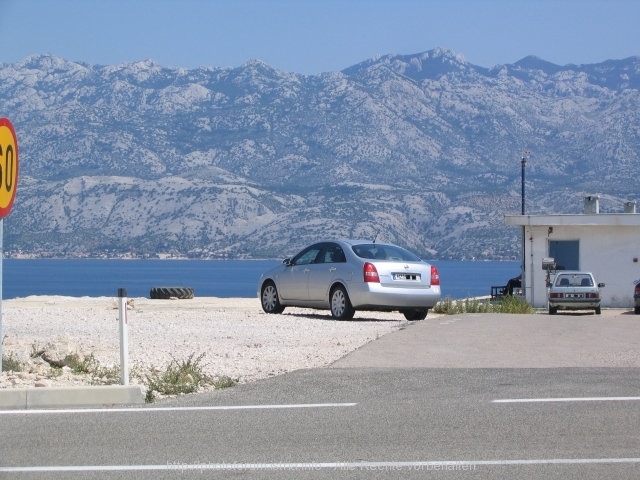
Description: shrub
xmin=2 ymin=352 xmax=22 ymax=372
xmin=144 ymin=353 xmax=214 ymax=399
xmin=433 ymin=295 xmax=533 ymax=315
xmin=69 ymin=353 xmax=100 ymax=374
xmin=47 ymin=366 xmax=63 ymax=378
xmin=91 ymin=363 xmax=122 ymax=386
xmin=30 ymin=343 xmax=43 ymax=359
xmin=493 ymin=295 xmax=535 ymax=314
xmin=213 ymin=375 xmax=238 ymax=389
xmin=433 ymin=296 xmax=456 ymax=314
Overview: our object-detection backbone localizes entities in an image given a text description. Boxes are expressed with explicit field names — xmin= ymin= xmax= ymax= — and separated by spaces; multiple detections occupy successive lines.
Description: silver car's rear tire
xmin=595 ymin=305 xmax=601 ymax=315
xmin=261 ymin=282 xmax=285 ymax=314
xmin=403 ymin=309 xmax=428 ymax=321
xmin=330 ymin=285 xmax=355 ymax=320
xmin=549 ymin=306 xmax=558 ymax=315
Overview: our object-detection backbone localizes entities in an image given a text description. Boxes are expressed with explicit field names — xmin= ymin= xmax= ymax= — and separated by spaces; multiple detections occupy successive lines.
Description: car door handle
xmin=303 ymin=269 xmax=310 ymax=273
xmin=329 ymin=267 xmax=337 ymax=272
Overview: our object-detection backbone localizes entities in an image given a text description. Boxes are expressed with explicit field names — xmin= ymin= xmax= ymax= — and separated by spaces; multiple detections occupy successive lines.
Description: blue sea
xmin=2 ymin=259 xmax=520 ymax=300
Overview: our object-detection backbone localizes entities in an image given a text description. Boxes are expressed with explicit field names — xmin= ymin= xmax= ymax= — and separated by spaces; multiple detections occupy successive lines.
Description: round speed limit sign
xmin=0 ymin=118 xmax=18 ymax=218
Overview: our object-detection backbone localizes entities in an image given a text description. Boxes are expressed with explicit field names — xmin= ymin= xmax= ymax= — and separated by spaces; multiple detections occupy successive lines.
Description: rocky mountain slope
xmin=1 ymin=48 xmax=639 ymax=259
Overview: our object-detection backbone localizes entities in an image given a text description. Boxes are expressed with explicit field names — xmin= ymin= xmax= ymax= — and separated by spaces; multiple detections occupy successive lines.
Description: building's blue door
xmin=549 ymin=240 xmax=579 ymax=270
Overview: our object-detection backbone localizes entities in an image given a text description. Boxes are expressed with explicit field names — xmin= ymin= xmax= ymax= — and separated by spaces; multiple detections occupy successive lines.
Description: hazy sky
xmin=1 ymin=0 xmax=639 ymax=74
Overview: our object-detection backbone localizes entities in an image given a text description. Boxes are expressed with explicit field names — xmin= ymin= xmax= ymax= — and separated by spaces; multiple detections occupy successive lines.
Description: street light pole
xmin=520 ymin=150 xmax=530 ymax=304
xmin=521 ymin=155 xmax=526 ymax=215
xmin=521 ymin=150 xmax=530 ymax=215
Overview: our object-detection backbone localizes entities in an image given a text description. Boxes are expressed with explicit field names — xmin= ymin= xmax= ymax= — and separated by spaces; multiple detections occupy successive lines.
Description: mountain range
xmin=1 ymin=47 xmax=639 ymax=259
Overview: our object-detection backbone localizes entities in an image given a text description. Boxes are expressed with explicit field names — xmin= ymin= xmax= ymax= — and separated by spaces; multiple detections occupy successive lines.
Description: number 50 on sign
xmin=0 ymin=118 xmax=18 ymax=218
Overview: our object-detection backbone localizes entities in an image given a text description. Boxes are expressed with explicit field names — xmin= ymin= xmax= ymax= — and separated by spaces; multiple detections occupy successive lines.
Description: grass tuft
xmin=213 ymin=375 xmax=238 ymax=389
xmin=30 ymin=343 xmax=44 ymax=359
xmin=144 ymin=353 xmax=214 ymax=400
xmin=2 ymin=351 xmax=22 ymax=372
xmin=433 ymin=295 xmax=534 ymax=315
xmin=493 ymin=295 xmax=535 ymax=314
xmin=69 ymin=353 xmax=100 ymax=374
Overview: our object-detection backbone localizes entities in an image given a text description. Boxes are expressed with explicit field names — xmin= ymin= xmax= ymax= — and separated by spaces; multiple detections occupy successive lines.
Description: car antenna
xmin=372 ymin=232 xmax=378 ymax=243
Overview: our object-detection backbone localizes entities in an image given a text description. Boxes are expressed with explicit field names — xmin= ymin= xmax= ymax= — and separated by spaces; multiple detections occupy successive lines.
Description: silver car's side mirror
xmin=598 ymin=283 xmax=605 ymax=288
xmin=283 ymin=258 xmax=292 ymax=266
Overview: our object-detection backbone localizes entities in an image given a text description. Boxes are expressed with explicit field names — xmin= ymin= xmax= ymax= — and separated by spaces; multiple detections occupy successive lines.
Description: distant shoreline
xmin=4 ymin=257 xmax=520 ymax=262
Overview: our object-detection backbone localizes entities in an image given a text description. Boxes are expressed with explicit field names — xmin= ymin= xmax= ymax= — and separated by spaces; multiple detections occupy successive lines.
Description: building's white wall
xmin=522 ymin=225 xmax=640 ymax=308
xmin=522 ymin=226 xmax=548 ymax=308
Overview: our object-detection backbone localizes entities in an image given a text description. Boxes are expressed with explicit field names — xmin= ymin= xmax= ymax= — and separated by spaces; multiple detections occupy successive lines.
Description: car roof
xmin=556 ymin=271 xmax=594 ymax=275
xmin=339 ymin=239 xmax=396 ymax=246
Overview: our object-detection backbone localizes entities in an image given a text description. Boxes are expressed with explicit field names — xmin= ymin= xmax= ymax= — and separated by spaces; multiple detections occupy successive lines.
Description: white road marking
xmin=0 ymin=403 xmax=357 ymax=415
xmin=2 ymin=458 xmax=640 ymax=472
xmin=493 ymin=397 xmax=640 ymax=403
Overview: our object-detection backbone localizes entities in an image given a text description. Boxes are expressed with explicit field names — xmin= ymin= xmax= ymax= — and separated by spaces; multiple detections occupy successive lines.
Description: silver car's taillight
xmin=363 ymin=262 xmax=380 ymax=283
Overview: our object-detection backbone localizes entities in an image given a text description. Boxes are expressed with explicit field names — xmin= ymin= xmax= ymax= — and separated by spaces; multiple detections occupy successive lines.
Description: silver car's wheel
xmin=330 ymin=285 xmax=355 ymax=320
xmin=403 ymin=309 xmax=428 ymax=321
xmin=261 ymin=282 xmax=285 ymax=314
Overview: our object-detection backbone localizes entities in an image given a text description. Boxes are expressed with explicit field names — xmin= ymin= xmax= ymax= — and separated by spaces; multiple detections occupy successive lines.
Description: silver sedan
xmin=257 ymin=240 xmax=441 ymax=320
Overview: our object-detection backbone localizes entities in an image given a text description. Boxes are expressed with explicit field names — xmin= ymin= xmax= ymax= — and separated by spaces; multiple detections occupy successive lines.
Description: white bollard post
xmin=118 ymin=288 xmax=129 ymax=385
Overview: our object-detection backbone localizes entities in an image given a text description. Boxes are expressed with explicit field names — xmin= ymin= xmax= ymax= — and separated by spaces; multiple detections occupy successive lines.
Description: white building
xmin=505 ymin=196 xmax=640 ymax=308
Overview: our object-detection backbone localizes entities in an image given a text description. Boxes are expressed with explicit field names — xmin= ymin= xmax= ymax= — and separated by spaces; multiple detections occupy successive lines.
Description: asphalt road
xmin=2 ymin=311 xmax=640 ymax=479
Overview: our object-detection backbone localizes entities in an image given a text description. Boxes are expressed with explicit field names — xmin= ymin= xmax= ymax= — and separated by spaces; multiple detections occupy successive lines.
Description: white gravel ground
xmin=1 ymin=296 xmax=426 ymax=390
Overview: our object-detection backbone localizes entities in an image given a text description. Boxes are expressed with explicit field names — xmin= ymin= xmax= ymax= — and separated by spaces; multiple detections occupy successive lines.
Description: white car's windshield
xmin=554 ymin=274 xmax=593 ymax=287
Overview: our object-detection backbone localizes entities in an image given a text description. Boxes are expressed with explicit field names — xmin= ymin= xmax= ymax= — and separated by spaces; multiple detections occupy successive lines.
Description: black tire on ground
xmin=330 ymin=285 xmax=355 ymax=320
xmin=549 ymin=306 xmax=557 ymax=315
xmin=261 ymin=281 xmax=285 ymax=314
xmin=150 ymin=287 xmax=194 ymax=299
xmin=635 ymin=306 xmax=640 ymax=315
xmin=595 ymin=305 xmax=601 ymax=315
xmin=403 ymin=309 xmax=428 ymax=321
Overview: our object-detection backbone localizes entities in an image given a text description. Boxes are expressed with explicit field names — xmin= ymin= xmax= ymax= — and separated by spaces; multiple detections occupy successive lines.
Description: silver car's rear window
xmin=554 ymin=274 xmax=594 ymax=287
xmin=351 ymin=244 xmax=421 ymax=262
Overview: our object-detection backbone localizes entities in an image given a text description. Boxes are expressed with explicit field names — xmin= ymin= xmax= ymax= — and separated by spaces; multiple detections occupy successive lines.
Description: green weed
xmin=433 ymin=296 xmax=456 ymax=314
xmin=213 ymin=375 xmax=238 ymax=389
xmin=47 ymin=366 xmax=63 ymax=378
xmin=91 ymin=363 xmax=122 ymax=386
xmin=144 ymin=353 xmax=214 ymax=400
xmin=30 ymin=343 xmax=43 ymax=359
xmin=1 ymin=351 xmax=22 ymax=372
xmin=69 ymin=353 xmax=100 ymax=374
xmin=433 ymin=295 xmax=533 ymax=315
xmin=493 ymin=295 xmax=535 ymax=314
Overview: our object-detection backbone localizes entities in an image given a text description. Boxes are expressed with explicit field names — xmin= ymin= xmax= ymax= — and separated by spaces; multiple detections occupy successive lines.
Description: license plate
xmin=392 ymin=273 xmax=420 ymax=281
xmin=566 ymin=294 xmax=584 ymax=298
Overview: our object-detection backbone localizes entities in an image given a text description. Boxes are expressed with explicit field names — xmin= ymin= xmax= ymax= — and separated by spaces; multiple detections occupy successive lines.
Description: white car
xmin=258 ymin=240 xmax=441 ymax=320
xmin=548 ymin=271 xmax=604 ymax=315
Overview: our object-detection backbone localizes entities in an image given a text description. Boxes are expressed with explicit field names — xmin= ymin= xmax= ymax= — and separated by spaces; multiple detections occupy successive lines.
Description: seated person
xmin=504 ymin=274 xmax=522 ymax=296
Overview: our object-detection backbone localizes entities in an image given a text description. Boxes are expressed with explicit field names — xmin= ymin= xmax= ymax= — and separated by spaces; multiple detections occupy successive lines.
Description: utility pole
xmin=521 ymin=150 xmax=530 ymax=215
xmin=520 ymin=150 xmax=531 ymax=304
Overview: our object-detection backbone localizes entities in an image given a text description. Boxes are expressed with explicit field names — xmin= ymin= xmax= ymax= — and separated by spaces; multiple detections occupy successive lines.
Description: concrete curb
xmin=0 ymin=385 xmax=144 ymax=410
